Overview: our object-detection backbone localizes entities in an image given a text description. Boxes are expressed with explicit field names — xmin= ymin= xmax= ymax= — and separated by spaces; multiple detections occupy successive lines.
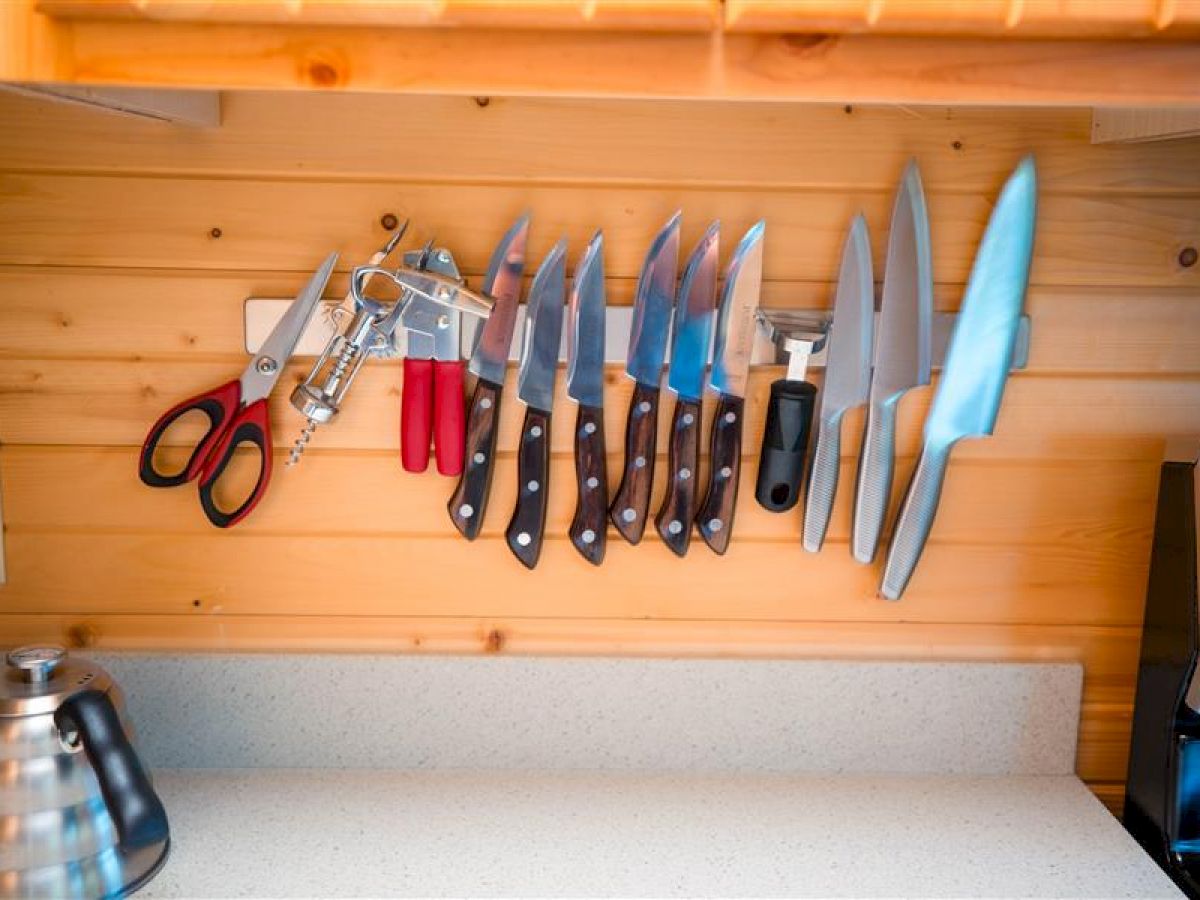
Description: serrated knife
xmin=802 ymin=214 xmax=875 ymax=554
xmin=505 ymin=238 xmax=568 ymax=570
xmin=655 ymin=221 xmax=719 ymax=558
xmin=448 ymin=215 xmax=530 ymax=540
xmin=696 ymin=220 xmax=765 ymax=556
xmin=609 ymin=212 xmax=681 ymax=544
xmin=880 ymin=156 xmax=1037 ymax=600
xmin=851 ymin=161 xmax=933 ymax=564
xmin=566 ymin=231 xmax=609 ymax=566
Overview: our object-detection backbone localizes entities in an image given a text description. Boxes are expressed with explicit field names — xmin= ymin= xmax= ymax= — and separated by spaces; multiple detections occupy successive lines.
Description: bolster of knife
xmin=609 ymin=382 xmax=660 ymax=544
xmin=655 ymin=397 xmax=702 ymax=558
xmin=570 ymin=404 xmax=608 ymax=566
xmin=696 ymin=394 xmax=744 ymax=556
xmin=447 ymin=379 xmax=503 ymax=540
xmin=851 ymin=397 xmax=900 ymax=564
xmin=506 ymin=407 xmax=552 ymax=570
xmin=879 ymin=443 xmax=951 ymax=601
xmin=802 ymin=413 xmax=844 ymax=553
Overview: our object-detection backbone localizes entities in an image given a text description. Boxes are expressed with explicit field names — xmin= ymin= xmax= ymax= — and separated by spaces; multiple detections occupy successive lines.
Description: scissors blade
xmin=242 ymin=252 xmax=337 ymax=403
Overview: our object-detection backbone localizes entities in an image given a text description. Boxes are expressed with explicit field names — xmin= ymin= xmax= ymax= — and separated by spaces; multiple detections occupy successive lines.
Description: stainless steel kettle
xmin=1 ymin=645 xmax=169 ymax=898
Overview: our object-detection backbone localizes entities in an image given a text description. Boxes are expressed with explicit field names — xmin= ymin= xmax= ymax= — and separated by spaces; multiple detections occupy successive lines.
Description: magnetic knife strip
xmin=244 ymin=299 xmax=1031 ymax=372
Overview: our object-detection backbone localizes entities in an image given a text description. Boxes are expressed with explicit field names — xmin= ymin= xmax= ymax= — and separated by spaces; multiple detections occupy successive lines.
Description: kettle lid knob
xmin=6 ymin=645 xmax=66 ymax=683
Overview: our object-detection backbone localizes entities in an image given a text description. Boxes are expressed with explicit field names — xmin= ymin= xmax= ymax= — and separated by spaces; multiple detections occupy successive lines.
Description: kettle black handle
xmin=55 ymin=690 xmax=169 ymax=850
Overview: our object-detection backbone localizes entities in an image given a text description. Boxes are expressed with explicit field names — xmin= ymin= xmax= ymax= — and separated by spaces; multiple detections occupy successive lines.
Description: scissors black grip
xmin=196 ymin=399 xmax=273 ymax=529
xmin=138 ymin=378 xmax=240 ymax=488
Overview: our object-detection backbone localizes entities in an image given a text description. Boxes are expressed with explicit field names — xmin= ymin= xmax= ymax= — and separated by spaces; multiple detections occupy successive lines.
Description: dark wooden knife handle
xmin=654 ymin=397 xmax=701 ymax=557
xmin=609 ymin=382 xmax=659 ymax=545
xmin=696 ymin=394 xmax=744 ymax=556
xmin=569 ymin=404 xmax=608 ymax=566
xmin=505 ymin=407 xmax=551 ymax=569
xmin=447 ymin=379 xmax=502 ymax=540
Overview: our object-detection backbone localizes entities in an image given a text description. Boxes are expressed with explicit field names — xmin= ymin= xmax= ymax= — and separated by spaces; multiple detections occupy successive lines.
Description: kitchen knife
xmin=448 ymin=214 xmax=529 ymax=540
xmin=609 ymin=212 xmax=681 ymax=545
xmin=696 ymin=220 xmax=765 ymax=556
xmin=880 ymin=156 xmax=1036 ymax=600
xmin=655 ymin=221 xmax=719 ymax=557
xmin=505 ymin=238 xmax=568 ymax=569
xmin=801 ymin=214 xmax=874 ymax=553
xmin=566 ymin=231 xmax=609 ymax=566
xmin=851 ymin=161 xmax=933 ymax=564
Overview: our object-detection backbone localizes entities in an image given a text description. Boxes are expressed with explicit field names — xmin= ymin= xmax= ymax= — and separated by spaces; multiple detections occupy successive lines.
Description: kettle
xmin=1 ymin=645 xmax=169 ymax=898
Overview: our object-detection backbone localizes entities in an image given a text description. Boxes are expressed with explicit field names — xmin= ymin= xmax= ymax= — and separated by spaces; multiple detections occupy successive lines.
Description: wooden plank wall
xmin=0 ymin=91 xmax=1198 ymax=810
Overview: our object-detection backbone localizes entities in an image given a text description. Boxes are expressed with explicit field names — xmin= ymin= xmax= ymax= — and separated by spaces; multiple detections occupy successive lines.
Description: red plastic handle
xmin=401 ymin=358 xmax=434 ymax=473
xmin=433 ymin=360 xmax=466 ymax=476
xmin=196 ymin=397 xmax=273 ymax=529
xmin=138 ymin=378 xmax=242 ymax=488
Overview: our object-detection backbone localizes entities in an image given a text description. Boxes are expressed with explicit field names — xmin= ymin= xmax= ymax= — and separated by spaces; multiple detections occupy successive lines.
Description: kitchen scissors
xmin=138 ymin=253 xmax=338 ymax=528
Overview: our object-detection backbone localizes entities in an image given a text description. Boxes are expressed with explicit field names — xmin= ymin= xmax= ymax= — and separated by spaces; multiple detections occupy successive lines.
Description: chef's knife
xmin=880 ymin=156 xmax=1036 ymax=600
xmin=505 ymin=238 xmax=568 ymax=570
xmin=448 ymin=214 xmax=529 ymax=540
xmin=609 ymin=212 xmax=681 ymax=544
xmin=801 ymin=215 xmax=874 ymax=553
xmin=696 ymin=220 xmax=765 ymax=556
xmin=566 ymin=231 xmax=609 ymax=566
xmin=851 ymin=161 xmax=933 ymax=564
xmin=655 ymin=221 xmax=719 ymax=557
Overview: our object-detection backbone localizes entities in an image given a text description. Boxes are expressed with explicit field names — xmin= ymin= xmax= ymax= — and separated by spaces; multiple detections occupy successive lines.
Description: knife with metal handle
xmin=505 ymin=238 xmax=568 ymax=569
xmin=696 ymin=220 xmax=765 ymax=556
xmin=655 ymin=221 xmax=719 ymax=557
xmin=802 ymin=214 xmax=875 ymax=554
xmin=852 ymin=161 xmax=933 ymax=563
xmin=609 ymin=212 xmax=681 ymax=545
xmin=880 ymin=156 xmax=1037 ymax=600
xmin=448 ymin=214 xmax=529 ymax=540
xmin=566 ymin=231 xmax=608 ymax=565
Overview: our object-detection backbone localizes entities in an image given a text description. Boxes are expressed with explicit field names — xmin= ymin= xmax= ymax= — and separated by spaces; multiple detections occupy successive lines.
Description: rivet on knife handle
xmin=880 ymin=444 xmax=951 ymax=600
xmin=851 ymin=398 xmax=899 ymax=564
xmin=802 ymin=415 xmax=843 ymax=553
xmin=696 ymin=395 xmax=744 ymax=555
xmin=609 ymin=383 xmax=659 ymax=544
xmin=570 ymin=405 xmax=608 ymax=565
xmin=655 ymin=397 xmax=701 ymax=557
xmin=447 ymin=380 xmax=502 ymax=540
xmin=506 ymin=407 xmax=552 ymax=569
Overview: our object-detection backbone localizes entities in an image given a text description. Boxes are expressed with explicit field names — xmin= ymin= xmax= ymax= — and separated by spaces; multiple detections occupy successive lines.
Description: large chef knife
xmin=696 ymin=221 xmax=765 ymax=556
xmin=851 ymin=161 xmax=933 ymax=564
xmin=655 ymin=221 xmax=719 ymax=557
xmin=505 ymin=238 xmax=568 ymax=569
xmin=880 ymin=156 xmax=1037 ymax=600
xmin=566 ymin=231 xmax=609 ymax=566
xmin=609 ymin=212 xmax=681 ymax=544
xmin=801 ymin=215 xmax=874 ymax=553
xmin=448 ymin=215 xmax=529 ymax=540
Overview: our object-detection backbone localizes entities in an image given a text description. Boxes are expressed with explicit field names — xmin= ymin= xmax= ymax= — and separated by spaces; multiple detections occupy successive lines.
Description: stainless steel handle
xmin=851 ymin=397 xmax=898 ymax=564
xmin=880 ymin=443 xmax=951 ymax=600
xmin=802 ymin=413 xmax=843 ymax=553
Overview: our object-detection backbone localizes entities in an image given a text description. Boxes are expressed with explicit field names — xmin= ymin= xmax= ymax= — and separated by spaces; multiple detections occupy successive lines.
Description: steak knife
xmin=801 ymin=215 xmax=874 ymax=553
xmin=881 ymin=156 xmax=1037 ymax=600
xmin=609 ymin=212 xmax=681 ymax=544
xmin=566 ymin=231 xmax=609 ymax=566
xmin=696 ymin=221 xmax=765 ymax=556
xmin=851 ymin=161 xmax=933 ymax=564
xmin=505 ymin=238 xmax=568 ymax=569
xmin=448 ymin=214 xmax=529 ymax=540
xmin=655 ymin=221 xmax=719 ymax=557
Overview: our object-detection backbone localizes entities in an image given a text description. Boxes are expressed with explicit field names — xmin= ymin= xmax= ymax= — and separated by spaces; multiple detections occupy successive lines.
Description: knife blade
xmin=566 ymin=231 xmax=609 ymax=566
xmin=880 ymin=156 xmax=1036 ymax=600
xmin=801 ymin=214 xmax=875 ymax=553
xmin=447 ymin=214 xmax=529 ymax=540
xmin=696 ymin=220 xmax=765 ymax=555
xmin=505 ymin=238 xmax=568 ymax=569
xmin=655 ymin=221 xmax=719 ymax=557
xmin=851 ymin=161 xmax=933 ymax=564
xmin=609 ymin=211 xmax=681 ymax=545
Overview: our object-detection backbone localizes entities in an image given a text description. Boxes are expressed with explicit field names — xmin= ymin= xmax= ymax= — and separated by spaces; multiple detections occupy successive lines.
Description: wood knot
xmin=66 ymin=623 xmax=97 ymax=649
xmin=780 ymin=33 xmax=836 ymax=56
xmin=484 ymin=629 xmax=505 ymax=653
xmin=302 ymin=49 xmax=349 ymax=88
